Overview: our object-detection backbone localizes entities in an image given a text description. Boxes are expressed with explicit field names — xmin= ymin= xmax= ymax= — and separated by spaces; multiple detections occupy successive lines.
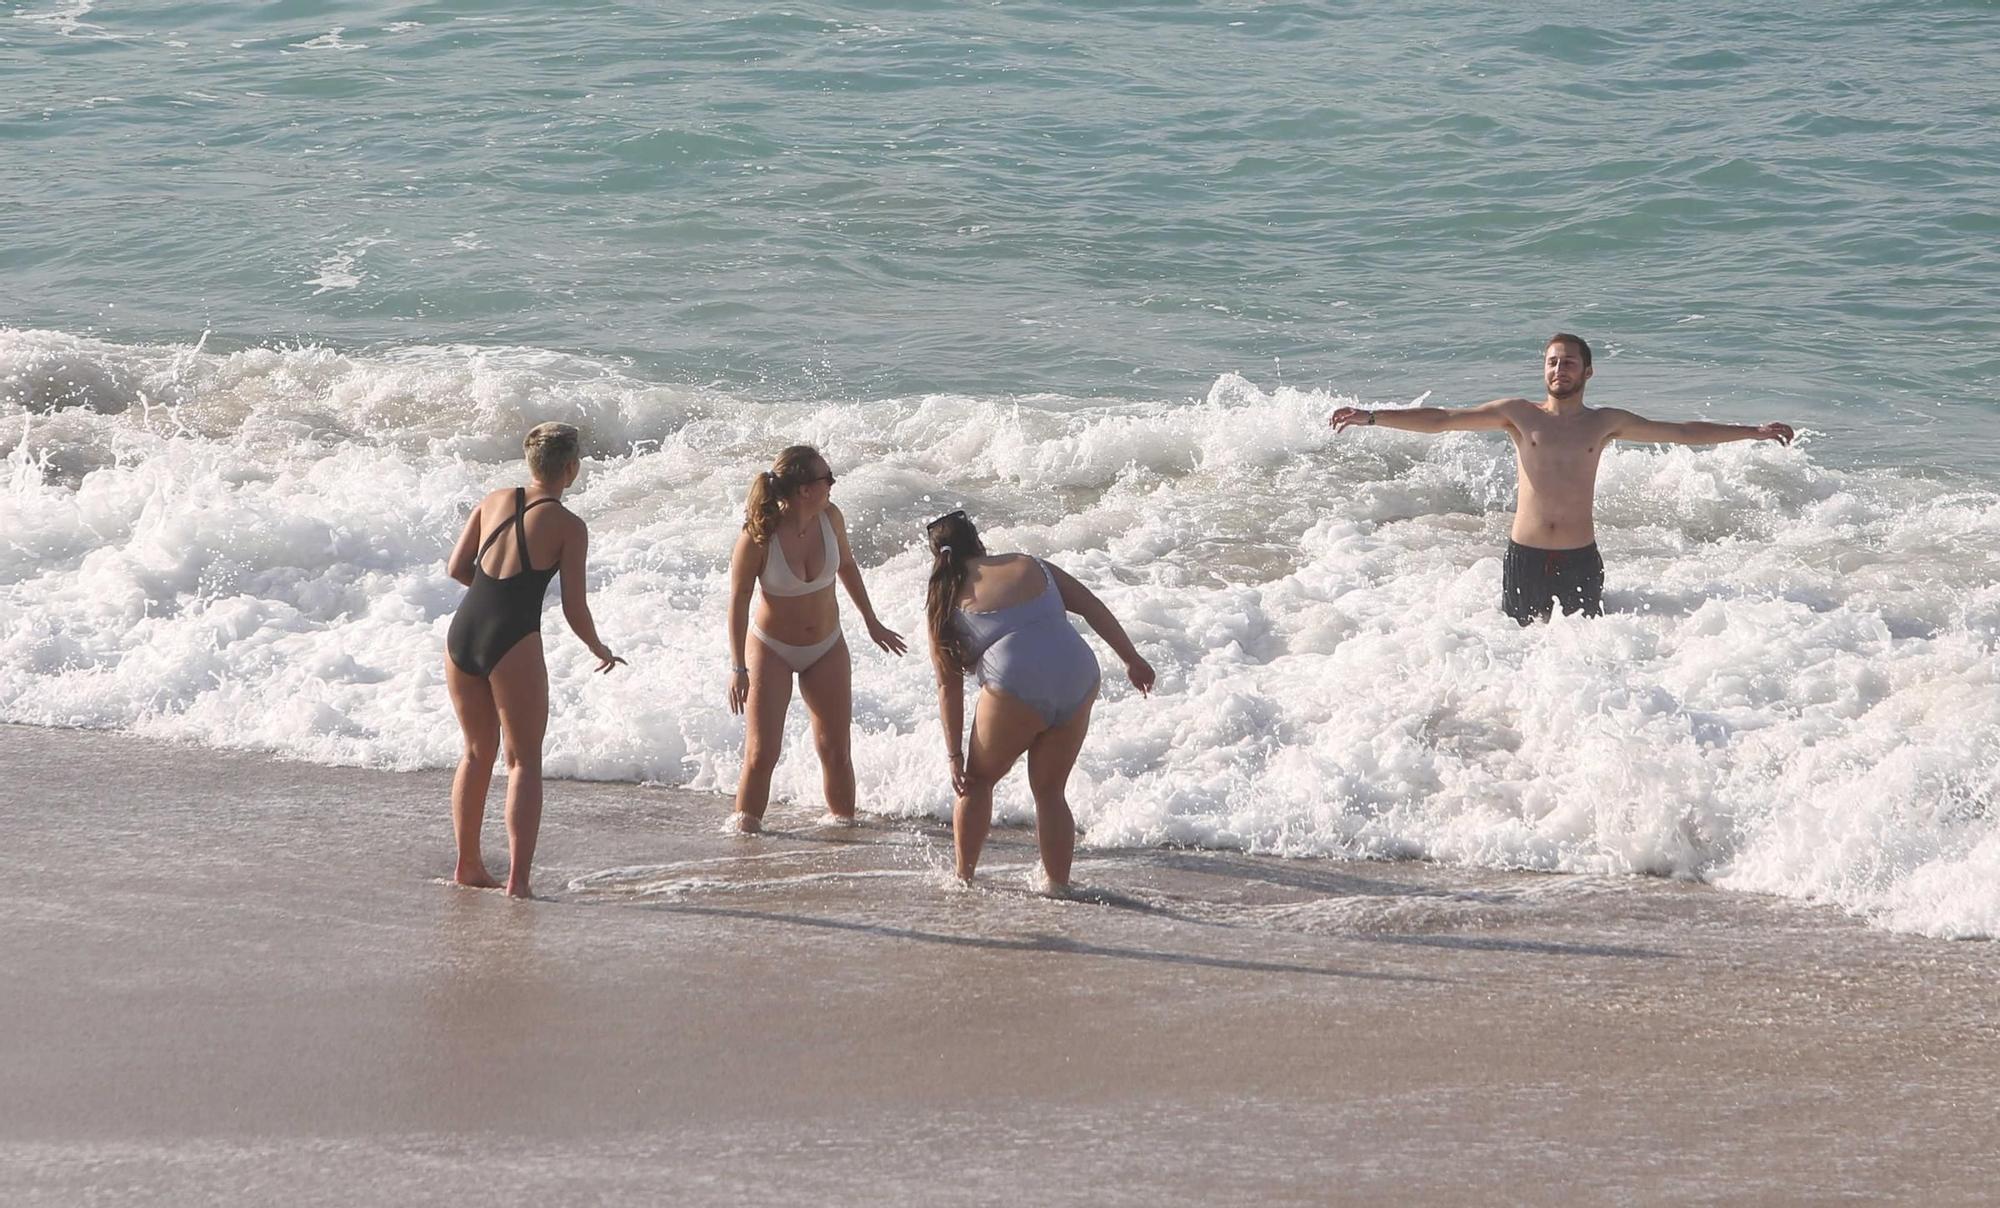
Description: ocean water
xmin=3 ymin=2 xmax=1997 ymax=938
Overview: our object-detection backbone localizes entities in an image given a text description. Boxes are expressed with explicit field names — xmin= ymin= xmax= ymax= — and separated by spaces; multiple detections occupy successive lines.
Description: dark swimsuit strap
xmin=513 ymin=487 xmax=533 ymax=570
xmin=474 ymin=488 xmax=559 ymax=573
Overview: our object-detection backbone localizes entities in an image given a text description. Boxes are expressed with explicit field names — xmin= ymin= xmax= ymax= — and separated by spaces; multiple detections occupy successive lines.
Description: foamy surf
xmin=3 ymin=328 xmax=1996 ymax=939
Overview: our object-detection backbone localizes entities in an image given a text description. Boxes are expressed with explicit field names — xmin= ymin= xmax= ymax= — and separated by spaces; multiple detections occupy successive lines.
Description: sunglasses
xmin=801 ymin=473 xmax=835 ymax=487
xmin=926 ymin=508 xmax=966 ymax=533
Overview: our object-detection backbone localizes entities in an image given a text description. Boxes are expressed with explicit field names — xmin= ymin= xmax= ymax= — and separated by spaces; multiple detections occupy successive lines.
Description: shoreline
xmin=5 ymin=721 xmax=1997 ymax=1205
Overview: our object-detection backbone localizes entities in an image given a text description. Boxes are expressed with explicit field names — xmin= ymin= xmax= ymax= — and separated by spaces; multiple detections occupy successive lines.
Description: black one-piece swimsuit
xmin=446 ymin=488 xmax=560 ymax=677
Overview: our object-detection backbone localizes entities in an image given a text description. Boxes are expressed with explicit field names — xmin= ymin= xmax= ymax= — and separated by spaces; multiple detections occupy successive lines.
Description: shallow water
xmin=3 ymin=3 xmax=1998 ymax=937
xmin=3 ymin=337 xmax=1996 ymax=937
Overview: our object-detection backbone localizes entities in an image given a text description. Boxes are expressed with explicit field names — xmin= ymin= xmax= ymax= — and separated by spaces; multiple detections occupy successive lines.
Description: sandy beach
xmin=2 ymin=721 xmax=1995 ymax=1205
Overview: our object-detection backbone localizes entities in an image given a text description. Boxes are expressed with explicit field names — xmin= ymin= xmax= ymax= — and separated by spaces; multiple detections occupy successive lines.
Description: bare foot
xmin=505 ymin=878 xmax=534 ymax=899
xmin=730 ymin=811 xmax=763 ymax=834
xmin=822 ymin=811 xmax=858 ymax=828
xmin=454 ymin=864 xmax=502 ymax=890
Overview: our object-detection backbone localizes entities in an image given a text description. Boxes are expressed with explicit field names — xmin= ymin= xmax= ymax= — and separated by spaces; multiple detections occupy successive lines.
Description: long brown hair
xmin=925 ymin=510 xmax=987 ymax=676
xmin=743 ymin=445 xmax=823 ymax=544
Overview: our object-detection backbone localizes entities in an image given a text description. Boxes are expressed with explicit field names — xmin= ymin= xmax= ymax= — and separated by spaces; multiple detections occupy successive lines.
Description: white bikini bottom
xmin=751 ymin=623 xmax=845 ymax=674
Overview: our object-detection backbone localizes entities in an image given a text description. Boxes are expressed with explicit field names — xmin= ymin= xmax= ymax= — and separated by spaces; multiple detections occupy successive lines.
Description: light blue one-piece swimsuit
xmin=956 ymin=559 xmax=1100 ymax=726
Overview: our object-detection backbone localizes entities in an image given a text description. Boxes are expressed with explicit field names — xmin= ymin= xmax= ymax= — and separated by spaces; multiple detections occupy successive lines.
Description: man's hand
xmin=1328 ymin=407 xmax=1374 ymax=432
xmin=1755 ymin=422 xmax=1795 ymax=446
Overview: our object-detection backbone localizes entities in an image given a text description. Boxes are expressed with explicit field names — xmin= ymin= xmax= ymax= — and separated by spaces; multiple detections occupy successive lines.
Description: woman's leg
xmin=444 ymin=656 xmax=502 ymax=889
xmin=795 ymin=638 xmax=855 ymax=820
xmin=733 ymin=637 xmax=795 ymax=831
xmin=955 ymin=688 xmax=1044 ymax=883
xmin=1025 ymin=688 xmax=1097 ymax=892
xmin=488 ymin=635 xmax=549 ymax=898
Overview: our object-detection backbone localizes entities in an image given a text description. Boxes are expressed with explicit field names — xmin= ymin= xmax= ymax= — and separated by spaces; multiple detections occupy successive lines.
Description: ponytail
xmin=743 ymin=445 xmax=822 ymax=543
xmin=924 ymin=511 xmax=986 ymax=676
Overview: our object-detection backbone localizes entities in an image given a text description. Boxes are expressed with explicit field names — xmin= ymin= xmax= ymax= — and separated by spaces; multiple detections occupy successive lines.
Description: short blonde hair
xmin=523 ymin=422 xmax=581 ymax=481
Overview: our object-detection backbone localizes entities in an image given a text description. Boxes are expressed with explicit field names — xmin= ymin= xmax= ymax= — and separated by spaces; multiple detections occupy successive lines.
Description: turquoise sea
xmin=4 ymin=2 xmax=1998 ymax=936
xmin=7 ymin=1 xmax=1999 ymax=462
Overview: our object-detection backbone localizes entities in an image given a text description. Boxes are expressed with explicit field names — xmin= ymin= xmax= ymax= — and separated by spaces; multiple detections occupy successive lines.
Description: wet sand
xmin=3 ymin=722 xmax=1996 ymax=1205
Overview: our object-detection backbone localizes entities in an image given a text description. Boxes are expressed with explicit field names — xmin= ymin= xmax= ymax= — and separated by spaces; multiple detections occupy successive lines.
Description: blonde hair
xmin=743 ymin=445 xmax=823 ymax=544
xmin=523 ymin=422 xmax=581 ymax=481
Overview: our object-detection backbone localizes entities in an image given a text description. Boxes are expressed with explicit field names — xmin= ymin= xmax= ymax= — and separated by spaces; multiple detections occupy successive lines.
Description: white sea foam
xmin=290 ymin=28 xmax=364 ymax=52
xmin=13 ymin=0 xmax=101 ymax=38
xmin=3 ymin=328 xmax=1996 ymax=938
xmin=304 ymin=238 xmax=386 ymax=295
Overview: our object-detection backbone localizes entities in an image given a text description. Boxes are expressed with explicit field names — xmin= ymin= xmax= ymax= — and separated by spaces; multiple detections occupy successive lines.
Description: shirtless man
xmin=1329 ymin=333 xmax=1794 ymax=624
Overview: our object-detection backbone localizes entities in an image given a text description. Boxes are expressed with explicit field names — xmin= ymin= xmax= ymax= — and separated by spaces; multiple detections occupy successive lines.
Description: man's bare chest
xmin=1513 ymin=422 xmax=1611 ymax=477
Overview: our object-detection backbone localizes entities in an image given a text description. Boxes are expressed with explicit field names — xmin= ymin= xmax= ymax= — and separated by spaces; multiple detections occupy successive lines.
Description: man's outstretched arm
xmin=1606 ymin=410 xmax=1794 ymax=447
xmin=1329 ymin=398 xmax=1519 ymax=435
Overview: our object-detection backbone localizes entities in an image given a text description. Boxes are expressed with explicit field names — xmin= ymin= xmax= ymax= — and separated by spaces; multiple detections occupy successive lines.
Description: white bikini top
xmin=760 ymin=511 xmax=839 ymax=597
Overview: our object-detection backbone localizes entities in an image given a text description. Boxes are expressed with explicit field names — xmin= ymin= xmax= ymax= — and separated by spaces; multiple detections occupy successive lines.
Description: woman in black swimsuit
xmin=444 ymin=422 xmax=623 ymax=897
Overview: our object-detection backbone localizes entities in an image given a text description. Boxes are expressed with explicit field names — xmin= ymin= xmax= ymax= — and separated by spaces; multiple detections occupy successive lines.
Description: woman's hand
xmin=867 ymin=616 xmax=908 ymax=657
xmin=948 ymin=750 xmax=967 ymax=797
xmin=727 ymin=667 xmax=750 ymax=715
xmin=591 ymin=645 xmax=627 ymax=674
xmin=1125 ymin=655 xmax=1156 ymax=697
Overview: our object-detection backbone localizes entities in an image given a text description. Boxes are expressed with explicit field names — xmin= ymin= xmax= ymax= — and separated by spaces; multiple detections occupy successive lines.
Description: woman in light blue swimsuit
xmin=725 ymin=445 xmax=906 ymax=832
xmin=924 ymin=510 xmax=1155 ymax=890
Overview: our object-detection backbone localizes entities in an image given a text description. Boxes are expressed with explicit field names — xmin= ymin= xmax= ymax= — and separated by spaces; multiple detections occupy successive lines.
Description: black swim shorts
xmin=1502 ymin=541 xmax=1604 ymax=625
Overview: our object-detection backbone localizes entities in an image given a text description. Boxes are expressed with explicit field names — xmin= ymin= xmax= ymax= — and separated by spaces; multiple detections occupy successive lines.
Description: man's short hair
xmin=1546 ymin=332 xmax=1592 ymax=368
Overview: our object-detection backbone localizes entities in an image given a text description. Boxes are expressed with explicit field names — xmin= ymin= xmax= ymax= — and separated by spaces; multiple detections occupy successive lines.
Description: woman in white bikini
xmin=725 ymin=445 xmax=906 ymax=831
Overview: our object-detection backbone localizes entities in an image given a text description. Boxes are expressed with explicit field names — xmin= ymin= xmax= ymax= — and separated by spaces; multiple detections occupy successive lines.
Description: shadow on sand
xmin=650 ymin=903 xmax=1446 ymax=984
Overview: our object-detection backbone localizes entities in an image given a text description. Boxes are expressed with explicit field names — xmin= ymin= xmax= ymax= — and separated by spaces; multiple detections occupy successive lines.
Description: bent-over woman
xmin=725 ymin=445 xmax=905 ymax=831
xmin=444 ymin=422 xmax=623 ymax=897
xmin=924 ymin=509 xmax=1154 ymax=890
